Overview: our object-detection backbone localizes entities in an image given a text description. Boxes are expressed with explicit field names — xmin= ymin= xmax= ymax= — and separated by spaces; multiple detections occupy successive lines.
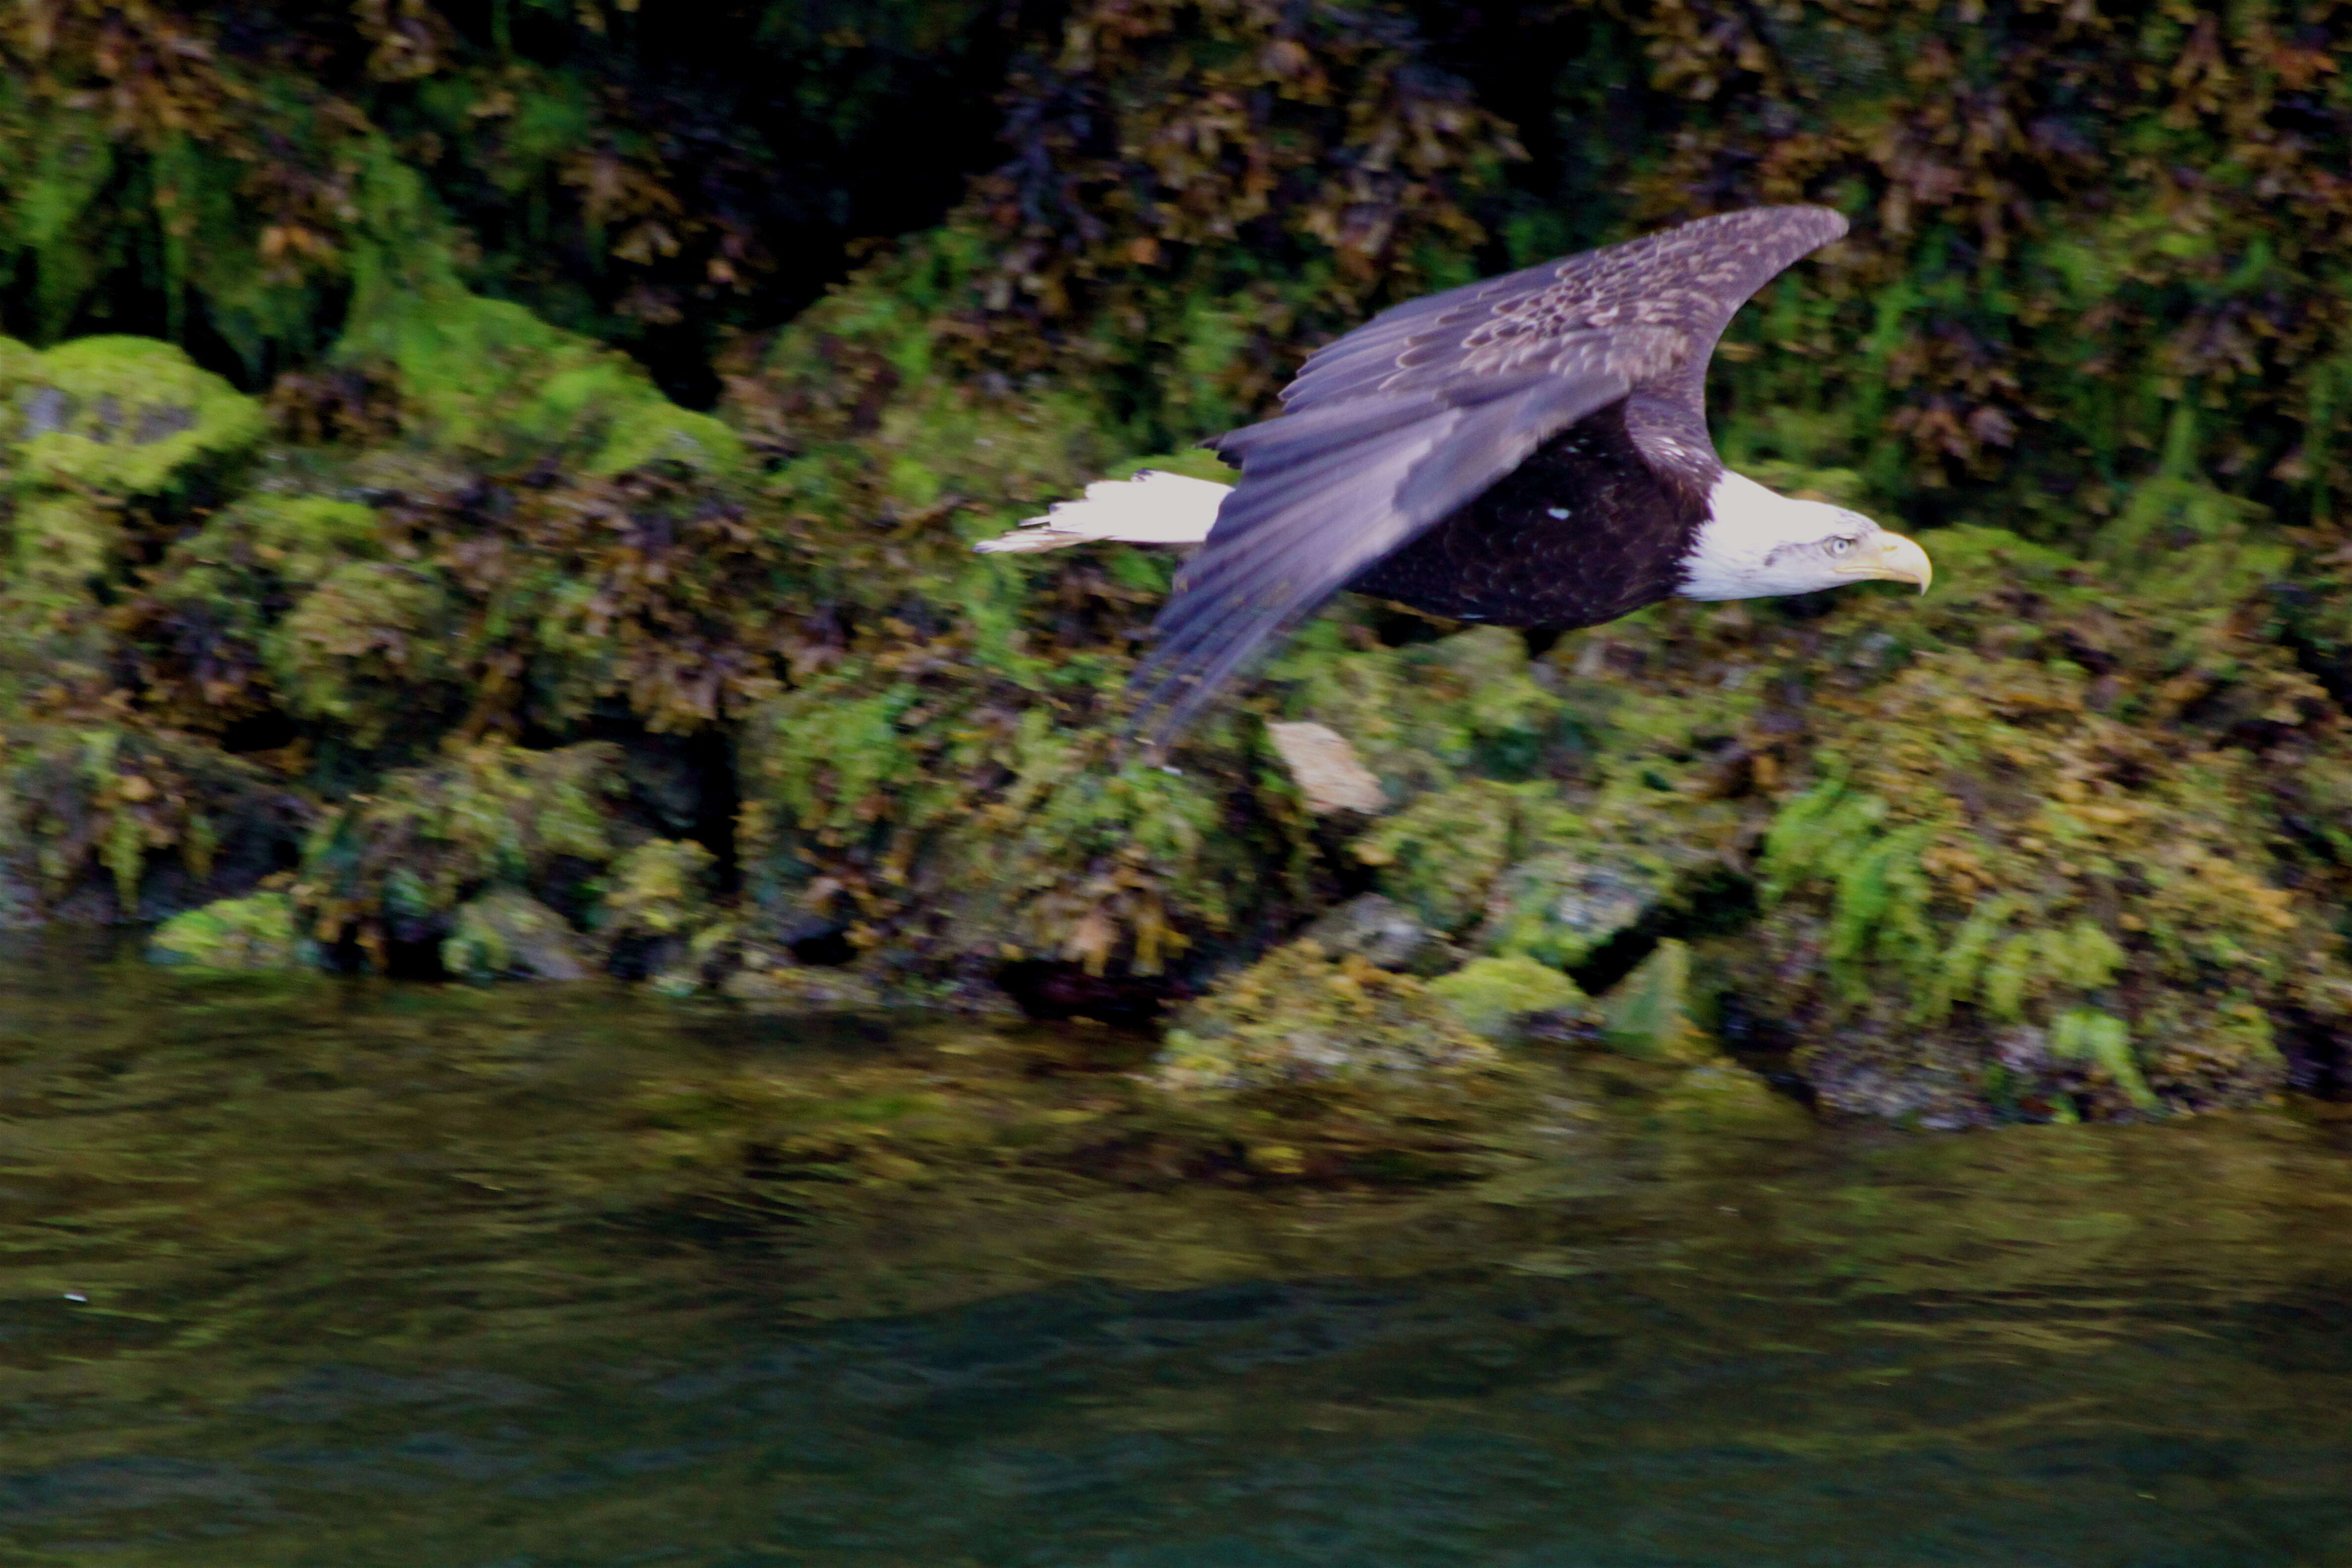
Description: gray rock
xmin=20 ymin=385 xmax=67 ymax=438
xmin=1301 ymin=894 xmax=1438 ymax=972
xmin=721 ymin=961 xmax=887 ymax=1010
xmin=441 ymin=890 xmax=591 ymax=981
xmin=1266 ymin=721 xmax=1387 ymax=815
xmin=1478 ymin=849 xmax=1674 ymax=970
xmin=1801 ymin=1035 xmax=1990 ymax=1129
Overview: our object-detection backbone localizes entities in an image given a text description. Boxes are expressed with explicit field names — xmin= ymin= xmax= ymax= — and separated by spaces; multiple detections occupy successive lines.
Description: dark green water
xmin=4 ymin=939 xmax=2352 ymax=1568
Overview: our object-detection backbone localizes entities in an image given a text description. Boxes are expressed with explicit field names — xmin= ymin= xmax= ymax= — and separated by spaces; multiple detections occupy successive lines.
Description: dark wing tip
xmin=1776 ymin=203 xmax=1850 ymax=247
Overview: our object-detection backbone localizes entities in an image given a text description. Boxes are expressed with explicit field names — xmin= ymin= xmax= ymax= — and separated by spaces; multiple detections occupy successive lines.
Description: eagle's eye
xmin=1828 ymin=536 xmax=1856 ymax=556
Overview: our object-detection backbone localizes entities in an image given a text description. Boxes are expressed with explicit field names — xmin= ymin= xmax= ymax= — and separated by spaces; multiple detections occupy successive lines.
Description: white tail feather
xmin=973 ymin=469 xmax=1231 ymax=554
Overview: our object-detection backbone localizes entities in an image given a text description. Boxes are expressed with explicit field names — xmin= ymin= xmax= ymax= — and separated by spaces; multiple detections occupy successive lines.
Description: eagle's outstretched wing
xmin=1127 ymin=204 xmax=1849 ymax=745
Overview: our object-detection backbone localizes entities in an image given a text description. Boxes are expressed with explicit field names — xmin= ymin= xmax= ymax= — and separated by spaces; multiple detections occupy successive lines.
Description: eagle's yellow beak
xmin=1836 ymin=531 xmax=1932 ymax=593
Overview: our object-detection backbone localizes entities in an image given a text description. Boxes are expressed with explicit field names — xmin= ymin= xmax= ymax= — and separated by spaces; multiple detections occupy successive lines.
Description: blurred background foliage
xmin=3 ymin=0 xmax=2352 ymax=1120
xmin=1 ymin=0 xmax=2343 ymax=512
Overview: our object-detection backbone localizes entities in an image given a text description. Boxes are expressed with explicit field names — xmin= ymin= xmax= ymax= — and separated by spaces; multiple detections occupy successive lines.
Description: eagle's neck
xmin=1678 ymin=470 xmax=1843 ymax=601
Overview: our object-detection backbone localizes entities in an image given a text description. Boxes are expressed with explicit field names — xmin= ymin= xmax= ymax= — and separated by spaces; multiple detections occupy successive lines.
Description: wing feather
xmin=1130 ymin=369 xmax=1634 ymax=741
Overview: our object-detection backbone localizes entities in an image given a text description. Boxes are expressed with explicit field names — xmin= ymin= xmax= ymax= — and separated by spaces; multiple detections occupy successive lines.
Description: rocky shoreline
xmin=4 ymin=318 xmax=2344 ymax=1130
xmin=3 ymin=1 xmax=2348 ymax=1137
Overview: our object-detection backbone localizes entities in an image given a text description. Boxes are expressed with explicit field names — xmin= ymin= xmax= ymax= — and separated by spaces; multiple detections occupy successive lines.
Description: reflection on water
xmin=3 ymin=934 xmax=2351 ymax=1567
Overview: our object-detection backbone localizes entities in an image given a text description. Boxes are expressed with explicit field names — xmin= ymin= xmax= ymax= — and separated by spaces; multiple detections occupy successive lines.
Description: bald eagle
xmin=977 ymin=206 xmax=1931 ymax=742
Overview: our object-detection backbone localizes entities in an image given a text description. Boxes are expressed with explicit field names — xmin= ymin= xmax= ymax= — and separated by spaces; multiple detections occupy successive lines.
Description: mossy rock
xmin=1297 ymin=893 xmax=1440 ymax=973
xmin=1428 ymin=953 xmax=1587 ymax=1041
xmin=1599 ymin=940 xmax=1715 ymax=1065
xmin=598 ymin=839 xmax=719 ymax=941
xmin=1154 ymin=939 xmax=1500 ymax=1094
xmin=300 ymin=740 xmax=637 ymax=962
xmin=1652 ymin=1062 xmax=1813 ymax=1139
xmin=147 ymin=891 xmax=319 ymax=972
xmin=1352 ymin=779 xmax=1581 ymax=935
xmin=1479 ymin=846 xmax=1680 ymax=970
xmin=0 ymin=335 xmax=267 ymax=710
xmin=442 ymin=890 xmax=592 ymax=982
xmin=3 ymin=336 xmax=265 ymax=496
xmin=337 ymin=151 xmax=742 ymax=482
xmin=1745 ymin=555 xmax=2327 ymax=1120
xmin=0 ymin=721 xmax=311 ymax=923
xmin=349 ymin=290 xmax=745 ymax=480
xmin=738 ymin=680 xmax=1294 ymax=980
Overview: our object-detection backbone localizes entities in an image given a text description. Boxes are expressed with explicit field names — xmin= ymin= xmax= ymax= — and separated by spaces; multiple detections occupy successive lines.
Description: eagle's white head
xmin=1678 ymin=470 xmax=1932 ymax=602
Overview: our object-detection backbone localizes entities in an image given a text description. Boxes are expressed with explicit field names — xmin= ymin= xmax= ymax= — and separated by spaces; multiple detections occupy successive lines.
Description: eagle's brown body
xmin=1343 ymin=395 xmax=1710 ymax=629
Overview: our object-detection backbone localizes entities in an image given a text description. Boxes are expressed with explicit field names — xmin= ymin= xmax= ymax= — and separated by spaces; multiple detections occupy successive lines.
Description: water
xmin=3 ymin=938 xmax=2351 ymax=1567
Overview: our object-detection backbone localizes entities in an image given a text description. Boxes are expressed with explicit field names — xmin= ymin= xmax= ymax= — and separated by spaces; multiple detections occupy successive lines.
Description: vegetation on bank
xmin=3 ymin=0 xmax=2351 ymax=1126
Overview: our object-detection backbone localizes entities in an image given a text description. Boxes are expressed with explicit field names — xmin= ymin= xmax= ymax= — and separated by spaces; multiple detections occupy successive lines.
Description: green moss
xmin=1102 ymin=449 xmax=1238 ymax=486
xmin=593 ymin=838 xmax=734 ymax=994
xmin=1652 ymin=1062 xmax=1813 ymax=1139
xmin=738 ymin=674 xmax=1300 ymax=978
xmin=122 ymin=493 xmax=388 ymax=729
xmin=2045 ymin=1008 xmax=2161 ymax=1116
xmin=1740 ymin=547 xmax=2329 ymax=1120
xmin=1480 ymin=846 xmax=1680 ymax=971
xmin=148 ymin=891 xmax=316 ymax=972
xmin=1140 ymin=935 xmax=1547 ymax=1178
xmin=0 ymin=336 xmax=269 ymax=715
xmin=0 ymin=492 xmax=117 ymax=710
xmin=5 ymin=490 xmax=112 ymax=584
xmin=1427 ymin=954 xmax=1586 ymax=1041
xmin=337 ymin=148 xmax=743 ymax=481
xmin=1273 ymin=627 xmax=1569 ymax=798
xmin=202 ymin=494 xmax=383 ymax=587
